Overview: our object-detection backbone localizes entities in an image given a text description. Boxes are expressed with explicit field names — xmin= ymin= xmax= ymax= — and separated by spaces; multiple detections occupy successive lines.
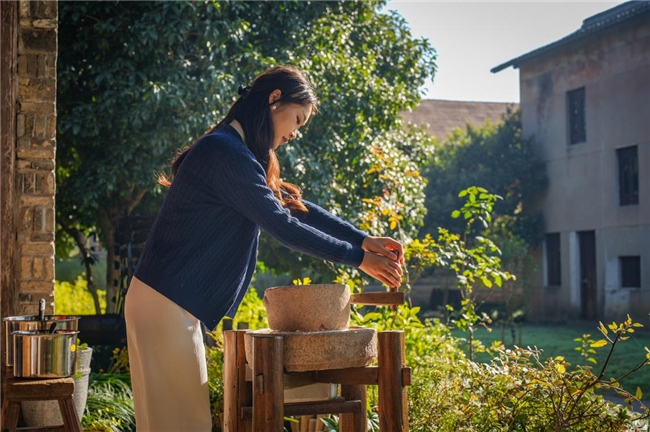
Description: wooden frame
xmin=224 ymin=329 xmax=411 ymax=432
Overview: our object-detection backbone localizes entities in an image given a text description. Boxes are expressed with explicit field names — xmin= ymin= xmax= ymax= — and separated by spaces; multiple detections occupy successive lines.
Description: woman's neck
xmin=229 ymin=120 xmax=245 ymax=143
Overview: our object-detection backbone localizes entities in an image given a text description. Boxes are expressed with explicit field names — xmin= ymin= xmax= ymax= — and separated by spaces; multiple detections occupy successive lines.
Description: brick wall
xmin=14 ymin=0 xmax=57 ymax=315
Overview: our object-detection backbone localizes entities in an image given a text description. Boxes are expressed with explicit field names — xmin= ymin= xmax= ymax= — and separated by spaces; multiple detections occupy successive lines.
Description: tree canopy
xmin=420 ymin=109 xmax=547 ymax=246
xmin=56 ymin=0 xmax=436 ymax=310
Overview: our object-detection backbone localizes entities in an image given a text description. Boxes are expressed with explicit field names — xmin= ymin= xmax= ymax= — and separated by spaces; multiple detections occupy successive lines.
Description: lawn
xmin=453 ymin=322 xmax=650 ymax=399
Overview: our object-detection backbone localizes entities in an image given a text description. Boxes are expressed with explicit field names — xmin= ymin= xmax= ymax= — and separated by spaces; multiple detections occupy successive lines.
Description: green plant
xmin=82 ymin=376 xmax=135 ymax=432
xmin=315 ymin=410 xmax=380 ymax=432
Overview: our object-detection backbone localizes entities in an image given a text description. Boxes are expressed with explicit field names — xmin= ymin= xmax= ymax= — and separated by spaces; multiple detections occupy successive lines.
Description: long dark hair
xmin=159 ymin=65 xmax=320 ymax=213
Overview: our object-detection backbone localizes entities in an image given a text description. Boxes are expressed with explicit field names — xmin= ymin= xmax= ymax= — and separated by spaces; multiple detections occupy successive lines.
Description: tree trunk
xmin=97 ymin=188 xmax=148 ymax=314
xmin=69 ymin=229 xmax=101 ymax=315
xmin=97 ymin=211 xmax=118 ymax=314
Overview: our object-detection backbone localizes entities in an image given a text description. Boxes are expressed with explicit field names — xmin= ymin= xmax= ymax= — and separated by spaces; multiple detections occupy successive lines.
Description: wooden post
xmin=339 ymin=384 xmax=367 ymax=432
xmin=378 ymin=331 xmax=408 ymax=431
xmin=252 ymin=333 xmax=284 ymax=432
xmin=223 ymin=330 xmax=252 ymax=432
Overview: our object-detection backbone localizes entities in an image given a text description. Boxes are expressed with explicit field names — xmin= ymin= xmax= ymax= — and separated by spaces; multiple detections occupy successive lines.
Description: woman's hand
xmin=358 ymin=251 xmax=403 ymax=289
xmin=362 ymin=236 xmax=405 ymax=266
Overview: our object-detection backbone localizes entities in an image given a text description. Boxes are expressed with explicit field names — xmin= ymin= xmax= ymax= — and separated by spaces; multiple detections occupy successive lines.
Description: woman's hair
xmin=159 ymin=65 xmax=320 ymax=213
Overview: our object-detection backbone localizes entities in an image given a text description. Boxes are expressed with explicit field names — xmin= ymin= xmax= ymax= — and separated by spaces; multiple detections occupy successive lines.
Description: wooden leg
xmin=252 ymin=334 xmax=284 ymax=432
xmin=339 ymin=384 xmax=367 ymax=432
xmin=224 ymin=330 xmax=253 ymax=432
xmin=378 ymin=331 xmax=408 ymax=431
xmin=2 ymin=400 xmax=21 ymax=432
xmin=58 ymin=397 xmax=82 ymax=432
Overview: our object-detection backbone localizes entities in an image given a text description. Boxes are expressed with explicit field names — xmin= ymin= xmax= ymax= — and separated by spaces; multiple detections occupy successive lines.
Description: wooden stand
xmin=223 ymin=329 xmax=411 ymax=432
xmin=1 ymin=376 xmax=82 ymax=432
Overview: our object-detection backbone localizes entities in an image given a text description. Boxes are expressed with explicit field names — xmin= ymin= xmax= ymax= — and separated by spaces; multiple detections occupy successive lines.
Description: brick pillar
xmin=14 ymin=0 xmax=57 ymax=315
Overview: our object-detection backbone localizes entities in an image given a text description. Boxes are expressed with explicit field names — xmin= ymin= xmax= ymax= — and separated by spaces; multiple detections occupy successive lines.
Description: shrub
xmin=54 ymin=276 xmax=107 ymax=315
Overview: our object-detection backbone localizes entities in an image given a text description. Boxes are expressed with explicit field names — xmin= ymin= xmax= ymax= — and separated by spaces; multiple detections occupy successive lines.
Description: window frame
xmin=617 ymin=145 xmax=639 ymax=206
xmin=619 ymin=256 xmax=641 ymax=289
xmin=545 ymin=233 xmax=561 ymax=287
xmin=567 ymin=87 xmax=586 ymax=145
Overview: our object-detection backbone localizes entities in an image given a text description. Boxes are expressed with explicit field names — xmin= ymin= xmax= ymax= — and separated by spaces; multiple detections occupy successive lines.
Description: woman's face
xmin=269 ymin=93 xmax=313 ymax=149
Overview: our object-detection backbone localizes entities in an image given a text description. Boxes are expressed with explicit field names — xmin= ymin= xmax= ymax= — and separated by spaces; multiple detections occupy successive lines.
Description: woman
xmin=125 ymin=65 xmax=404 ymax=431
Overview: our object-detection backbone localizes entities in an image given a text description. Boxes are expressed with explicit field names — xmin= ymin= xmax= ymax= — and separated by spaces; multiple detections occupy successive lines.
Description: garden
xmin=53 ymin=188 xmax=650 ymax=431
xmin=51 ymin=2 xmax=650 ymax=431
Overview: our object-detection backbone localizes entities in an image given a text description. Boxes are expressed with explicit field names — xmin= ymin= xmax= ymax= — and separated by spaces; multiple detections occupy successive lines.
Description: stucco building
xmin=492 ymin=1 xmax=650 ymax=324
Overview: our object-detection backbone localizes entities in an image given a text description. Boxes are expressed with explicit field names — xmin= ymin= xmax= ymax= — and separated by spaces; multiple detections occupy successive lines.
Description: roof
xmin=401 ymin=99 xmax=518 ymax=140
xmin=491 ymin=1 xmax=650 ymax=73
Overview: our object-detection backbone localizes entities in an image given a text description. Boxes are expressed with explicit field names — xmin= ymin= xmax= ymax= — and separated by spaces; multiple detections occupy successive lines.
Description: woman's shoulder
xmin=194 ymin=126 xmax=253 ymax=160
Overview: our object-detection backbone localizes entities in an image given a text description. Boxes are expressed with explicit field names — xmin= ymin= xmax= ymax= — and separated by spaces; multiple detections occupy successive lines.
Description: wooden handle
xmin=350 ymin=291 xmax=404 ymax=306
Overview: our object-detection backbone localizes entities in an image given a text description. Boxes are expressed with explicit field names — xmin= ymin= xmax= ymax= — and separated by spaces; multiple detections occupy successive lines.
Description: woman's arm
xmin=297 ymin=199 xmax=367 ymax=247
xmin=299 ymin=199 xmax=405 ymax=265
xmin=212 ymin=142 xmax=402 ymax=287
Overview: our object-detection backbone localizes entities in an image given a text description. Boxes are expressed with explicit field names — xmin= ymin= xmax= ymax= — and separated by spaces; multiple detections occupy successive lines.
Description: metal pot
xmin=3 ymin=315 xmax=80 ymax=367
xmin=12 ymin=330 xmax=79 ymax=378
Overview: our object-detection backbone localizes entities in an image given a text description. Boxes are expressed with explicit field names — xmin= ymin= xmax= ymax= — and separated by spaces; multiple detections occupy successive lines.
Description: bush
xmin=54 ymin=276 xmax=107 ymax=315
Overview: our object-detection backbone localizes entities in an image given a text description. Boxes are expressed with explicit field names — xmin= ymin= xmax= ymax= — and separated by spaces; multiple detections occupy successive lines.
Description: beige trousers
xmin=125 ymin=277 xmax=211 ymax=432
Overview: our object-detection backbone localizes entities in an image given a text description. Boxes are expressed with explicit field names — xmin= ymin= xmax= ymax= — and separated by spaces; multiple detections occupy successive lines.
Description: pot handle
xmin=38 ymin=298 xmax=45 ymax=321
xmin=350 ymin=291 xmax=404 ymax=306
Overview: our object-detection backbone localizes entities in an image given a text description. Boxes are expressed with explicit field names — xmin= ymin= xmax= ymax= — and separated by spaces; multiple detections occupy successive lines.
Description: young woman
xmin=124 ymin=65 xmax=404 ymax=431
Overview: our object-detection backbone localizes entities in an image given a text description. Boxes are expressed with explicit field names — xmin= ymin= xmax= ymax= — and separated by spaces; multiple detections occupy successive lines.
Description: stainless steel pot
xmin=3 ymin=315 xmax=80 ymax=367
xmin=12 ymin=330 xmax=80 ymax=378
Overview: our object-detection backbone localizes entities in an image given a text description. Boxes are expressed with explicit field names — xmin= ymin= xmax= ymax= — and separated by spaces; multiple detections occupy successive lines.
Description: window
xmin=567 ymin=87 xmax=586 ymax=144
xmin=620 ymin=256 xmax=641 ymax=288
xmin=617 ymin=146 xmax=639 ymax=206
xmin=545 ymin=233 xmax=561 ymax=286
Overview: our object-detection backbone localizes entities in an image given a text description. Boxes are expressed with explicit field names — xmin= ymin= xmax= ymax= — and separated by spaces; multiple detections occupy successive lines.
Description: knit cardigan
xmin=134 ymin=125 xmax=367 ymax=329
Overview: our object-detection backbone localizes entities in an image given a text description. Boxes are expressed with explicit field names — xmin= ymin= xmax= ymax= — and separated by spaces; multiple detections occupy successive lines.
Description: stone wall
xmin=6 ymin=0 xmax=58 ymax=316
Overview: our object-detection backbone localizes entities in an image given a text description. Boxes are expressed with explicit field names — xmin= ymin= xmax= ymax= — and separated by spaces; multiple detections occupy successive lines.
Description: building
xmin=402 ymin=99 xmax=516 ymax=141
xmin=492 ymin=1 xmax=650 ymax=324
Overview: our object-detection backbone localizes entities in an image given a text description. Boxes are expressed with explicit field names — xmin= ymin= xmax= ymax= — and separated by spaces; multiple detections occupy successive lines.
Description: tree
xmin=421 ymin=108 xmax=546 ymax=246
xmin=56 ymin=1 xmax=436 ymax=312
xmin=257 ymin=3 xmax=437 ymax=279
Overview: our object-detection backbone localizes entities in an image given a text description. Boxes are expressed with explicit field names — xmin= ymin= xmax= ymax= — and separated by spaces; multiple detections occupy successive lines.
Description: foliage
xmin=421 ymin=108 xmax=546 ymax=247
xmin=256 ymin=2 xmax=436 ymax=280
xmin=407 ymin=343 xmax=648 ymax=432
xmin=54 ymin=276 xmax=107 ymax=315
xmin=401 ymin=187 xmax=516 ymax=360
xmin=56 ymin=1 xmax=436 ymax=303
xmin=341 ymin=187 xmax=649 ymax=430
xmin=82 ymin=375 xmax=135 ymax=432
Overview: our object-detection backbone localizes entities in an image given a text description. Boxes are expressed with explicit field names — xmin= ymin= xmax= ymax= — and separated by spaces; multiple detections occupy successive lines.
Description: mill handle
xmin=349 ymin=291 xmax=404 ymax=306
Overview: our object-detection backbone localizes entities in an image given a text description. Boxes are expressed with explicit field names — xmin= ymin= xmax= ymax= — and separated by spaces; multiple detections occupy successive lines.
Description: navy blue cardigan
xmin=134 ymin=125 xmax=367 ymax=329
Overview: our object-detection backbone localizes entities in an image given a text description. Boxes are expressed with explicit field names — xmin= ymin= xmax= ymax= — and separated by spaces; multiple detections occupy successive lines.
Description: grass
xmin=452 ymin=322 xmax=650 ymax=399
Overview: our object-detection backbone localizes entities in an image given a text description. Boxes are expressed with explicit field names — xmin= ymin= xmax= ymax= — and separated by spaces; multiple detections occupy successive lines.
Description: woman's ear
xmin=269 ymin=89 xmax=282 ymax=105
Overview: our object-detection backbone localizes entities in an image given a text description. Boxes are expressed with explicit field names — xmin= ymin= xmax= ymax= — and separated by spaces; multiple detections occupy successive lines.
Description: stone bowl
xmin=244 ymin=327 xmax=377 ymax=372
xmin=263 ymin=284 xmax=351 ymax=331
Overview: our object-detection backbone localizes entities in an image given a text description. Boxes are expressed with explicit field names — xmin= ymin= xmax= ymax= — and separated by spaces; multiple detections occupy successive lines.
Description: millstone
xmin=263 ymin=284 xmax=351 ymax=331
xmin=244 ymin=327 xmax=377 ymax=372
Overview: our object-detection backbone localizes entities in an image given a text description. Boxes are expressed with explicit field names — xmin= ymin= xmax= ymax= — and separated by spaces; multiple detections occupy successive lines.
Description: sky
xmin=382 ymin=1 xmax=626 ymax=103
